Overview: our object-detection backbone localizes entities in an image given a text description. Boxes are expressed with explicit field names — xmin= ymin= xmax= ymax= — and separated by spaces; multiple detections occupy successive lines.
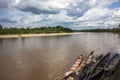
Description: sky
xmin=0 ymin=0 xmax=120 ymax=29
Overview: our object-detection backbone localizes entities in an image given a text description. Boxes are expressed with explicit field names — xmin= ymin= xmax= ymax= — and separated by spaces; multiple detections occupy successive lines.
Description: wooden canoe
xmin=64 ymin=54 xmax=83 ymax=79
xmin=103 ymin=53 xmax=120 ymax=77
xmin=104 ymin=53 xmax=119 ymax=70
xmin=65 ymin=51 xmax=94 ymax=80
xmin=88 ymin=52 xmax=110 ymax=80
xmin=79 ymin=54 xmax=103 ymax=80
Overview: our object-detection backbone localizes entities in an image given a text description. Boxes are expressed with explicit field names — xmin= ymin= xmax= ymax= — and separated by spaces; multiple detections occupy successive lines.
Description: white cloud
xmin=47 ymin=10 xmax=73 ymax=22
xmin=113 ymin=8 xmax=120 ymax=18
xmin=21 ymin=14 xmax=44 ymax=24
xmin=14 ymin=0 xmax=71 ymax=14
xmin=88 ymin=0 xmax=118 ymax=7
xmin=0 ymin=0 xmax=120 ymax=29
xmin=74 ymin=6 xmax=120 ymax=29
xmin=15 ymin=0 xmax=20 ymax=4
xmin=76 ymin=7 xmax=111 ymax=21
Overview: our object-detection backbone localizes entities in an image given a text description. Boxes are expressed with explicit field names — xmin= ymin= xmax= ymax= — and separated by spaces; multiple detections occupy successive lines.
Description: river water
xmin=0 ymin=32 xmax=120 ymax=80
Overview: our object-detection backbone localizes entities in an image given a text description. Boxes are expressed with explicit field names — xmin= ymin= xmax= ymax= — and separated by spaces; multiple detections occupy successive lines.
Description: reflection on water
xmin=0 ymin=33 xmax=120 ymax=80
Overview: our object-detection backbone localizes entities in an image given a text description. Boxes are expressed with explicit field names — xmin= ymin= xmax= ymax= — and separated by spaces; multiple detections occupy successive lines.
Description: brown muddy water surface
xmin=0 ymin=32 xmax=120 ymax=80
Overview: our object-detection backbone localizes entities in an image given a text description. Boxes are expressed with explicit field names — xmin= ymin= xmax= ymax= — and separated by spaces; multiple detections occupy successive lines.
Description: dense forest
xmin=0 ymin=24 xmax=120 ymax=34
xmin=75 ymin=24 xmax=120 ymax=32
xmin=0 ymin=24 xmax=73 ymax=34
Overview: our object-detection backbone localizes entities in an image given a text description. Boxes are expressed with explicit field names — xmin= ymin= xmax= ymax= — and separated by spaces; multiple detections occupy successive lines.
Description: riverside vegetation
xmin=0 ymin=24 xmax=120 ymax=35
xmin=74 ymin=24 xmax=120 ymax=33
xmin=0 ymin=24 xmax=73 ymax=34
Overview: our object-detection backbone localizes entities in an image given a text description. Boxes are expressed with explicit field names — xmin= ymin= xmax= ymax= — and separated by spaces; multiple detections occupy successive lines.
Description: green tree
xmin=0 ymin=24 xmax=3 ymax=30
xmin=118 ymin=24 xmax=120 ymax=28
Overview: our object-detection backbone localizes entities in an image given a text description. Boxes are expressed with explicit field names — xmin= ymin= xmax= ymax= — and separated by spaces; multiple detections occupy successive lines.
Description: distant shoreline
xmin=0 ymin=33 xmax=81 ymax=38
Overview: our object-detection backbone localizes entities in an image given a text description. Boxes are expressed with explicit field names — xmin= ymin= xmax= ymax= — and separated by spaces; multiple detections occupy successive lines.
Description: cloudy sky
xmin=0 ymin=0 xmax=120 ymax=29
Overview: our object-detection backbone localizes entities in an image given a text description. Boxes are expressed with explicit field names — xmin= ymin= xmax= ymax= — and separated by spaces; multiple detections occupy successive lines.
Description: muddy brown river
xmin=0 ymin=32 xmax=120 ymax=80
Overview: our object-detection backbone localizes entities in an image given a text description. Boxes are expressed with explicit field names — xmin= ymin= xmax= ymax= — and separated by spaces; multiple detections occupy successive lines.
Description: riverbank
xmin=0 ymin=33 xmax=81 ymax=38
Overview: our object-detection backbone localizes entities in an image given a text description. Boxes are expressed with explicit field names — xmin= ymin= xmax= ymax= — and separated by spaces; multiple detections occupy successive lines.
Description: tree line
xmin=0 ymin=24 xmax=73 ymax=34
xmin=75 ymin=24 xmax=120 ymax=32
xmin=1 ymin=24 xmax=120 ymax=34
